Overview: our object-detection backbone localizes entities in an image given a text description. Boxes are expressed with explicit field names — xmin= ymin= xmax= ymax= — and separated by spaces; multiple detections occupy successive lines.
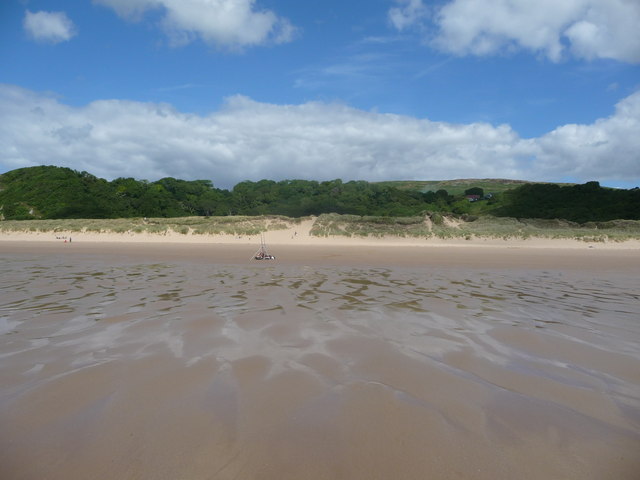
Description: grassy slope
xmin=310 ymin=214 xmax=640 ymax=242
xmin=374 ymin=179 xmax=573 ymax=195
xmin=0 ymin=216 xmax=303 ymax=236
xmin=3 ymin=214 xmax=640 ymax=242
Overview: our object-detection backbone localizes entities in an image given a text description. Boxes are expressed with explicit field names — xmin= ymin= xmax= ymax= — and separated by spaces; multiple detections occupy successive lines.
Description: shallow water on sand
xmin=1 ymin=251 xmax=639 ymax=479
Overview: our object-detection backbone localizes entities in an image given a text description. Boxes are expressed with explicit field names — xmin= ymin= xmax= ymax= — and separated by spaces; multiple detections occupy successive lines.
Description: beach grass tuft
xmin=2 ymin=214 xmax=639 ymax=242
xmin=309 ymin=213 xmax=640 ymax=242
xmin=0 ymin=215 xmax=304 ymax=238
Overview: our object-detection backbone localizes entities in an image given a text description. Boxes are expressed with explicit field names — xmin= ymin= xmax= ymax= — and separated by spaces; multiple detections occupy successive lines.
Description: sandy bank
xmin=1 ymin=218 xmax=640 ymax=250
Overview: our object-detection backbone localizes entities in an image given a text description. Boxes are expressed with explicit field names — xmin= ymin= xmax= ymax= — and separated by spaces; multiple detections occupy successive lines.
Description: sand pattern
xmin=1 ymin=250 xmax=640 ymax=479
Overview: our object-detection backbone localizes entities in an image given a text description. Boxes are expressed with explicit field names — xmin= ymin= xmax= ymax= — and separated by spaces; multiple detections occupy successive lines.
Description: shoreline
xmin=3 ymin=221 xmax=640 ymax=273
xmin=2 ymin=239 xmax=639 ymax=273
xmin=3 ymin=229 xmax=640 ymax=479
xmin=2 ymin=227 xmax=640 ymax=250
xmin=3 ymin=236 xmax=640 ymax=479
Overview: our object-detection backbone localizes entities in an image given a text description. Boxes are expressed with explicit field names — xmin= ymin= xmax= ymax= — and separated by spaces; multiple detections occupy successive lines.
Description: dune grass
xmin=309 ymin=213 xmax=640 ymax=242
xmin=455 ymin=217 xmax=640 ymax=242
xmin=1 ymin=214 xmax=639 ymax=242
xmin=0 ymin=215 xmax=303 ymax=237
xmin=310 ymin=214 xmax=430 ymax=238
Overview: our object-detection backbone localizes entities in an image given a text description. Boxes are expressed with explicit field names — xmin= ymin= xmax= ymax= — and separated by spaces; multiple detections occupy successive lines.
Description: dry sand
xmin=2 ymin=216 xmax=640 ymax=249
xmin=1 ymin=238 xmax=639 ymax=479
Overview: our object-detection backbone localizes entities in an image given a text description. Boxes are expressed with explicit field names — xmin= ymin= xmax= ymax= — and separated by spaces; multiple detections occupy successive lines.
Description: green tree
xmin=464 ymin=187 xmax=484 ymax=197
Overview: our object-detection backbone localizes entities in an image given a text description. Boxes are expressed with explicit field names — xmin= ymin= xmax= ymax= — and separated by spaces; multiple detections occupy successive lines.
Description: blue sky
xmin=1 ymin=0 xmax=639 ymax=189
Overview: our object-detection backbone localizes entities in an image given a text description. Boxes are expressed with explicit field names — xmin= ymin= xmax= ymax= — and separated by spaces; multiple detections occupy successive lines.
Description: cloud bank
xmin=23 ymin=10 xmax=77 ymax=44
xmin=390 ymin=0 xmax=640 ymax=63
xmin=1 ymin=84 xmax=638 ymax=188
xmin=93 ymin=0 xmax=295 ymax=48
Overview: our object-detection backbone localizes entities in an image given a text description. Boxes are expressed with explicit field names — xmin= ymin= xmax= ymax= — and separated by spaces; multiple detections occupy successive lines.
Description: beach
xmin=1 ymin=237 xmax=639 ymax=479
xmin=2 ymin=216 xmax=640 ymax=249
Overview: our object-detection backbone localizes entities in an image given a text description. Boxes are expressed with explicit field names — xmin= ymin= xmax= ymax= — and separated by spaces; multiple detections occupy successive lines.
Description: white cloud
xmin=390 ymin=0 xmax=640 ymax=63
xmin=535 ymin=92 xmax=640 ymax=179
xmin=23 ymin=10 xmax=77 ymax=44
xmin=388 ymin=0 xmax=428 ymax=32
xmin=1 ymin=84 xmax=639 ymax=188
xmin=93 ymin=0 xmax=295 ymax=49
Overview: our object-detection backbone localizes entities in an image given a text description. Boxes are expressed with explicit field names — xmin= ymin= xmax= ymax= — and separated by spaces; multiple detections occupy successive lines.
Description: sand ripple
xmin=1 ymin=252 xmax=639 ymax=479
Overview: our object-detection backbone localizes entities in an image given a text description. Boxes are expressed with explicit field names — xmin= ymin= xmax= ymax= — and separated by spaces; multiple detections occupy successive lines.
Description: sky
xmin=1 ymin=0 xmax=639 ymax=190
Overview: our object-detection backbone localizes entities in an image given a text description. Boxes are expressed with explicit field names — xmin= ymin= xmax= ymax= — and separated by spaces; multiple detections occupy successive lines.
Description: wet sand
xmin=1 ymin=241 xmax=639 ymax=479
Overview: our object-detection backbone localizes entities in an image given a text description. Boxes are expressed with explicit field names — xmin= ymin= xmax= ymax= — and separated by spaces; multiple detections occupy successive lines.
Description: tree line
xmin=0 ymin=166 xmax=638 ymax=223
xmin=0 ymin=166 xmax=455 ymax=220
xmin=494 ymin=181 xmax=640 ymax=223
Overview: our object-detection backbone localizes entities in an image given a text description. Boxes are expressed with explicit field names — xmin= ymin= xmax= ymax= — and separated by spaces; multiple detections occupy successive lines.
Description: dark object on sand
xmin=253 ymin=234 xmax=275 ymax=260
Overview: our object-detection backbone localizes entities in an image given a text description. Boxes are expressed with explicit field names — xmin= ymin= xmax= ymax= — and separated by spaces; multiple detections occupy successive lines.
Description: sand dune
xmin=1 ymin=216 xmax=640 ymax=250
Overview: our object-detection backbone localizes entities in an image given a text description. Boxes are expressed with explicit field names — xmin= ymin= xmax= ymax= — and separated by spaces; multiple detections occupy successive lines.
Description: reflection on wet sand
xmin=1 ymin=251 xmax=639 ymax=479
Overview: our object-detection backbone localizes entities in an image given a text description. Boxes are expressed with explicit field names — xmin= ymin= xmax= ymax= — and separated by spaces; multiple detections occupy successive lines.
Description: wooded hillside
xmin=0 ymin=166 xmax=638 ymax=223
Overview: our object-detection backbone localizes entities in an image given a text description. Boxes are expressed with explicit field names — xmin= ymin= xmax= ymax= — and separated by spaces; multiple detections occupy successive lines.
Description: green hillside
xmin=1 ymin=166 xmax=638 ymax=223
xmin=375 ymin=179 xmax=562 ymax=195
xmin=0 ymin=166 xmax=228 ymax=220
xmin=0 ymin=166 xmax=119 ymax=219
